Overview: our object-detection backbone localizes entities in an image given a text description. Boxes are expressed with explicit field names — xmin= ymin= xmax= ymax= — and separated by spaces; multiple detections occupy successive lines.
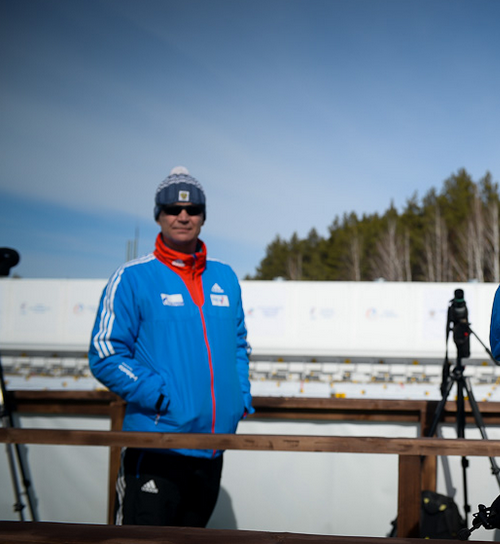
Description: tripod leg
xmin=456 ymin=378 xmax=470 ymax=525
xmin=463 ymin=378 xmax=500 ymax=487
xmin=428 ymin=376 xmax=455 ymax=437
xmin=4 ymin=442 xmax=25 ymax=520
xmin=461 ymin=454 xmax=470 ymax=524
xmin=1 ymin=361 xmax=38 ymax=521
xmin=13 ymin=442 xmax=38 ymax=521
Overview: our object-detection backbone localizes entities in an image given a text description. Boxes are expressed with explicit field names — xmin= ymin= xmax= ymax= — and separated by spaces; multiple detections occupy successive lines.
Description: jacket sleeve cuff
xmin=155 ymin=393 xmax=169 ymax=414
xmin=243 ymin=394 xmax=255 ymax=417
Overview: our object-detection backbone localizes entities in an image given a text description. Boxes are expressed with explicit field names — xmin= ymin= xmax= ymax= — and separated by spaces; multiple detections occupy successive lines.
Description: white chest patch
xmin=161 ymin=293 xmax=184 ymax=306
xmin=210 ymin=294 xmax=229 ymax=307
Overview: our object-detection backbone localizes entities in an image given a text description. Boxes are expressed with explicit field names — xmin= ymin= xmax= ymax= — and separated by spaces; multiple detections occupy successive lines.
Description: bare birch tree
xmin=466 ymin=186 xmax=485 ymax=281
xmin=286 ymin=254 xmax=302 ymax=280
xmin=347 ymin=231 xmax=362 ymax=281
xmin=372 ymin=218 xmax=407 ymax=280
xmin=485 ymin=201 xmax=500 ymax=282
xmin=404 ymin=229 xmax=412 ymax=281
xmin=423 ymin=207 xmax=453 ymax=281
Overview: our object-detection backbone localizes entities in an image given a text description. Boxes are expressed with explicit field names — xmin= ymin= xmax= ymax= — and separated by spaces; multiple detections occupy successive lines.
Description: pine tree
xmin=249 ymin=169 xmax=500 ymax=283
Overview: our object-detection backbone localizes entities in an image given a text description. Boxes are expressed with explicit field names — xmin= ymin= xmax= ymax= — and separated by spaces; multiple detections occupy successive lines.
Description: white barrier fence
xmin=0 ymin=278 xmax=498 ymax=358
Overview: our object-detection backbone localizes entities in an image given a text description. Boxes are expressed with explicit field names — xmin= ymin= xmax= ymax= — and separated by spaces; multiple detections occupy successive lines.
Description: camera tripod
xmin=0 ymin=356 xmax=38 ymax=521
xmin=427 ymin=290 xmax=500 ymax=526
xmin=0 ymin=249 xmax=37 ymax=520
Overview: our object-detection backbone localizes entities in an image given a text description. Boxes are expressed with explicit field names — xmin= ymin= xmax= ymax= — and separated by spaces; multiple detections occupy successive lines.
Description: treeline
xmin=250 ymin=169 xmax=500 ymax=282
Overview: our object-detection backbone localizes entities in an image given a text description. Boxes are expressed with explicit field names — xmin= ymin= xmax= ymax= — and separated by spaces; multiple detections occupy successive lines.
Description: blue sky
xmin=1 ymin=0 xmax=500 ymax=279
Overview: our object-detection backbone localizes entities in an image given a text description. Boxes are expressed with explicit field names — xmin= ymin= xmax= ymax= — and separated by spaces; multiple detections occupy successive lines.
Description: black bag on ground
xmin=421 ymin=490 xmax=466 ymax=539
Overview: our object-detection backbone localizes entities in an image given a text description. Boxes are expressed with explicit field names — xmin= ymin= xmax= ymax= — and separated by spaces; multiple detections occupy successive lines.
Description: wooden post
xmin=107 ymin=399 xmax=126 ymax=524
xmin=421 ymin=454 xmax=437 ymax=492
xmin=419 ymin=401 xmax=438 ymax=494
xmin=397 ymin=455 xmax=421 ymax=537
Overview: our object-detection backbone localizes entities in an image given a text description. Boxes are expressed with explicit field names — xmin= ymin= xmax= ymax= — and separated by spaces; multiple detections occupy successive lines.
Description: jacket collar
xmin=153 ymin=233 xmax=207 ymax=276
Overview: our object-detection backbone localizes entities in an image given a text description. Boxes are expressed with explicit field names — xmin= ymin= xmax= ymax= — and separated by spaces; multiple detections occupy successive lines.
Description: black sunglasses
xmin=161 ymin=205 xmax=204 ymax=216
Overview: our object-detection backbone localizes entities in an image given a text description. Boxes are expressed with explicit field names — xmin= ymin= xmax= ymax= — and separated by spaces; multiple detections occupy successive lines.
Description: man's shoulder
xmin=205 ymin=258 xmax=240 ymax=284
xmin=206 ymin=257 xmax=236 ymax=273
xmin=110 ymin=253 xmax=157 ymax=282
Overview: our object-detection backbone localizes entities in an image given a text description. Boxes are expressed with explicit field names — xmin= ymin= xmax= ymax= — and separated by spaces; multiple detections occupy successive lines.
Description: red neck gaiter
xmin=153 ymin=233 xmax=207 ymax=305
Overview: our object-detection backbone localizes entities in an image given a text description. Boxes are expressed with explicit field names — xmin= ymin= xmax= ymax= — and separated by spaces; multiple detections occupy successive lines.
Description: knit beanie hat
xmin=154 ymin=166 xmax=206 ymax=220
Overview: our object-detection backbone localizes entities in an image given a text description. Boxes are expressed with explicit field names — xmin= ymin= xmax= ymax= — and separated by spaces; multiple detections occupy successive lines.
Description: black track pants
xmin=115 ymin=448 xmax=223 ymax=526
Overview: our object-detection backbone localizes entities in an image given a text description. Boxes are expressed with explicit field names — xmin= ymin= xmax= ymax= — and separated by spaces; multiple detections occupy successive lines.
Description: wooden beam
xmin=11 ymin=392 xmax=500 ymax=426
xmin=0 ymin=520 xmax=490 ymax=544
xmin=107 ymin=399 xmax=126 ymax=524
xmin=1 ymin=428 xmax=500 ymax=456
xmin=8 ymin=390 xmax=119 ymax=416
xmin=420 ymin=455 xmax=437 ymax=492
xmin=397 ymin=455 xmax=421 ymax=537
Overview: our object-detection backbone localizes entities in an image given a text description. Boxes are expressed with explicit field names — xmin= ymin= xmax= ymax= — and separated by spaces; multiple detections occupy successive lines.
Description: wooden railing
xmin=1 ymin=426 xmax=499 ymax=538
xmin=3 ymin=391 xmax=500 ymax=538
xmin=0 ymin=519 xmax=492 ymax=544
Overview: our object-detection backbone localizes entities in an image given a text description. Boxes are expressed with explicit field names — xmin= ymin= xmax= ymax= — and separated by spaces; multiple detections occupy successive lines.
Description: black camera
xmin=0 ymin=247 xmax=20 ymax=277
xmin=447 ymin=289 xmax=470 ymax=359
xmin=459 ymin=495 xmax=500 ymax=539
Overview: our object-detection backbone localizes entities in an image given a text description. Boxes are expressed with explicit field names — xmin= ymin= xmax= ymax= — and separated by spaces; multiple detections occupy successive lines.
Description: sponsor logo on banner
xmin=73 ymin=304 xmax=85 ymax=314
xmin=365 ymin=307 xmax=398 ymax=320
xmin=72 ymin=303 xmax=97 ymax=315
xmin=309 ymin=307 xmax=335 ymax=320
xmin=161 ymin=293 xmax=184 ymax=306
xmin=211 ymin=294 xmax=229 ymax=307
xmin=20 ymin=302 xmax=51 ymax=315
xmin=245 ymin=306 xmax=284 ymax=318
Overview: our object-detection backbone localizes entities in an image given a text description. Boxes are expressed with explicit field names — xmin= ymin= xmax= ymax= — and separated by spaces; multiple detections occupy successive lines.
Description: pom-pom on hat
xmin=154 ymin=166 xmax=206 ymax=220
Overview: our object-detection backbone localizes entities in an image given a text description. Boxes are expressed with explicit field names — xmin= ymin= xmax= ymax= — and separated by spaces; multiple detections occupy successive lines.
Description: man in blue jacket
xmin=89 ymin=166 xmax=254 ymax=526
xmin=491 ymin=288 xmax=500 ymax=360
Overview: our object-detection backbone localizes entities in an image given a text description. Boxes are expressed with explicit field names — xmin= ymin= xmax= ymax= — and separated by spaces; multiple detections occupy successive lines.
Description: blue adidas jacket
xmin=88 ymin=235 xmax=253 ymax=458
xmin=490 ymin=286 xmax=500 ymax=360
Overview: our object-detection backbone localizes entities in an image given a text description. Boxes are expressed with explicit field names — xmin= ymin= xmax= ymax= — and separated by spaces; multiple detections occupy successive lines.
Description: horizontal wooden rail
xmin=0 ymin=428 xmax=500 ymax=457
xmin=1 ymin=427 xmax=500 ymax=456
xmin=11 ymin=391 xmax=500 ymax=426
xmin=1 ymin=520 xmax=490 ymax=544
xmin=2 ymin=427 xmax=498 ymax=538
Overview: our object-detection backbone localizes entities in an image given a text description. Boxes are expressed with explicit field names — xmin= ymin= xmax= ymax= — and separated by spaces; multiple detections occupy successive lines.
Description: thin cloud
xmin=1 ymin=0 xmax=500 ymax=279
